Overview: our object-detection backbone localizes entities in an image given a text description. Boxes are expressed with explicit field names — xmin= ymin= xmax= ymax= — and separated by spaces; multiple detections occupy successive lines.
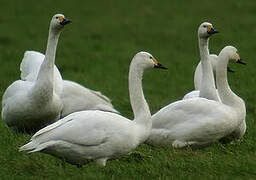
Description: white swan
xmin=19 ymin=53 xmax=118 ymax=117
xmin=183 ymin=22 xmax=220 ymax=101
xmin=146 ymin=46 xmax=246 ymax=148
xmin=19 ymin=52 xmax=167 ymax=167
xmin=1 ymin=14 xmax=71 ymax=132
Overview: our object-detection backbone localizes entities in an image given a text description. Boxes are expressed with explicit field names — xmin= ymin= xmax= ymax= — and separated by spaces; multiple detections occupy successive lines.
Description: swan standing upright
xmin=19 ymin=52 xmax=167 ymax=167
xmin=147 ymin=46 xmax=246 ymax=148
xmin=1 ymin=14 xmax=71 ymax=132
xmin=183 ymin=22 xmax=220 ymax=101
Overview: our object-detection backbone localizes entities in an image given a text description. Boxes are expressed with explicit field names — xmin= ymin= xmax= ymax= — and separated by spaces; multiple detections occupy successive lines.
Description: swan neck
xmin=129 ymin=62 xmax=151 ymax=126
xmin=45 ymin=28 xmax=60 ymax=68
xmin=216 ymin=53 xmax=241 ymax=107
xmin=198 ymin=37 xmax=219 ymax=101
xmin=33 ymin=26 xmax=61 ymax=100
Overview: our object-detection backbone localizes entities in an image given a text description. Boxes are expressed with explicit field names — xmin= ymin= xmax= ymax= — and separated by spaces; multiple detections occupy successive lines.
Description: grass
xmin=0 ymin=0 xmax=256 ymax=179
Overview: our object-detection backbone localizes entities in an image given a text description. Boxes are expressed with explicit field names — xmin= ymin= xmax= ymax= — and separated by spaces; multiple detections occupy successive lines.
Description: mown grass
xmin=0 ymin=0 xmax=256 ymax=179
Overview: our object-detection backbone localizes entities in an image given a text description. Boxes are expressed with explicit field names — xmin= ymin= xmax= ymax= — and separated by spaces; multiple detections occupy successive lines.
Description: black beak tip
xmin=207 ymin=29 xmax=219 ymax=35
xmin=237 ymin=59 xmax=246 ymax=65
xmin=154 ymin=63 xmax=168 ymax=69
xmin=60 ymin=19 xmax=71 ymax=26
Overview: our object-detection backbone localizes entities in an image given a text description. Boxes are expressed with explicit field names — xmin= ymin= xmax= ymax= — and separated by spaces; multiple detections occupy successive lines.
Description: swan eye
xmin=203 ymin=25 xmax=207 ymax=28
xmin=150 ymin=56 xmax=153 ymax=59
xmin=56 ymin=17 xmax=59 ymax=19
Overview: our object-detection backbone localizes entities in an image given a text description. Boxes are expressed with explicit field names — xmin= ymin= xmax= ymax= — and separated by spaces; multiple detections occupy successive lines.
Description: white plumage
xmin=1 ymin=14 xmax=70 ymax=132
xmin=147 ymin=46 xmax=246 ymax=148
xmin=183 ymin=54 xmax=220 ymax=100
xmin=60 ymin=80 xmax=118 ymax=117
xmin=19 ymin=51 xmax=119 ymax=117
xmin=19 ymin=52 xmax=167 ymax=167
xmin=183 ymin=22 xmax=220 ymax=101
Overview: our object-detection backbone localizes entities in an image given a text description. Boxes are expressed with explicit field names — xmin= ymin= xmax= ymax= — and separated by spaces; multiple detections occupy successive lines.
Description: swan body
xmin=1 ymin=14 xmax=70 ymax=132
xmin=183 ymin=22 xmax=219 ymax=101
xmin=19 ymin=52 xmax=167 ymax=167
xmin=19 ymin=51 xmax=118 ymax=117
xmin=147 ymin=46 xmax=246 ymax=148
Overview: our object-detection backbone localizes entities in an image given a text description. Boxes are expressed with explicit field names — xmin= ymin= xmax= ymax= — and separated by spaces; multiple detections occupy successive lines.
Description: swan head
xmin=132 ymin=52 xmax=168 ymax=70
xmin=198 ymin=22 xmax=219 ymax=38
xmin=50 ymin=14 xmax=71 ymax=31
xmin=220 ymin=46 xmax=246 ymax=65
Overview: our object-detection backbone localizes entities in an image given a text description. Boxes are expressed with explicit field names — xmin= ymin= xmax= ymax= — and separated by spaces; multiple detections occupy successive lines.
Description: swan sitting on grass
xmin=1 ymin=14 xmax=70 ymax=133
xmin=19 ymin=52 xmax=167 ymax=167
xmin=147 ymin=46 xmax=246 ymax=148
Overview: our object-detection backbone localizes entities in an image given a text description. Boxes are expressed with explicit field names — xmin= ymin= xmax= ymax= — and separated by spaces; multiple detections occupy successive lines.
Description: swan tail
xmin=19 ymin=141 xmax=55 ymax=153
xmin=19 ymin=141 xmax=38 ymax=153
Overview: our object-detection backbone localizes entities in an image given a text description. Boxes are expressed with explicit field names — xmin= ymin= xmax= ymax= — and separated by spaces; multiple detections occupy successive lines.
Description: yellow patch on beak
xmin=207 ymin=25 xmax=212 ymax=32
xmin=58 ymin=16 xmax=64 ymax=22
xmin=152 ymin=58 xmax=159 ymax=66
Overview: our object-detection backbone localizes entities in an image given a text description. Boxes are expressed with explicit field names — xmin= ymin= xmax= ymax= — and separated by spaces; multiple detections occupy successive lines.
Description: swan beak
xmin=60 ymin=18 xmax=71 ymax=26
xmin=237 ymin=59 xmax=246 ymax=65
xmin=227 ymin=67 xmax=235 ymax=73
xmin=154 ymin=62 xmax=168 ymax=69
xmin=207 ymin=28 xmax=219 ymax=35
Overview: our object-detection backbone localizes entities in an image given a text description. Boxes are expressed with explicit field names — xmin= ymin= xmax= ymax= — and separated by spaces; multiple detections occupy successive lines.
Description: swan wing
xmin=88 ymin=89 xmax=112 ymax=103
xmin=60 ymin=80 xmax=118 ymax=117
xmin=150 ymin=98 xmax=236 ymax=144
xmin=32 ymin=111 xmax=128 ymax=146
xmin=152 ymin=98 xmax=233 ymax=129
xmin=20 ymin=51 xmax=45 ymax=81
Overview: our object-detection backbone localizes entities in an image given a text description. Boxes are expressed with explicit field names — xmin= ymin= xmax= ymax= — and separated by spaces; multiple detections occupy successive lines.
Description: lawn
xmin=0 ymin=0 xmax=256 ymax=179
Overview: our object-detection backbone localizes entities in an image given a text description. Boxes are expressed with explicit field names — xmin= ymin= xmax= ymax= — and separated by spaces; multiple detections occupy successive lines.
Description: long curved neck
xmin=216 ymin=53 xmax=242 ymax=108
xmin=32 ymin=26 xmax=60 ymax=101
xmin=129 ymin=62 xmax=151 ymax=126
xmin=199 ymin=37 xmax=219 ymax=101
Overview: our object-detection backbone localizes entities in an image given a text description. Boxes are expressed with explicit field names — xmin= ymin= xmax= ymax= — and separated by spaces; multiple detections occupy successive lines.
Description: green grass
xmin=0 ymin=0 xmax=256 ymax=179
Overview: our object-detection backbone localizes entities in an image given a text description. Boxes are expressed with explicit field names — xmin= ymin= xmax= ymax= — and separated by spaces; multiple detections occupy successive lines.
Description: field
xmin=0 ymin=0 xmax=256 ymax=179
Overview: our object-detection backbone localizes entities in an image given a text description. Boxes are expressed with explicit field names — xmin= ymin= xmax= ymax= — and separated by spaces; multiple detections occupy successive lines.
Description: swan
xmin=19 ymin=54 xmax=118 ymax=117
xmin=1 ymin=14 xmax=71 ymax=132
xmin=19 ymin=52 xmax=167 ymax=167
xmin=183 ymin=22 xmax=220 ymax=101
xmin=146 ymin=46 xmax=246 ymax=148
